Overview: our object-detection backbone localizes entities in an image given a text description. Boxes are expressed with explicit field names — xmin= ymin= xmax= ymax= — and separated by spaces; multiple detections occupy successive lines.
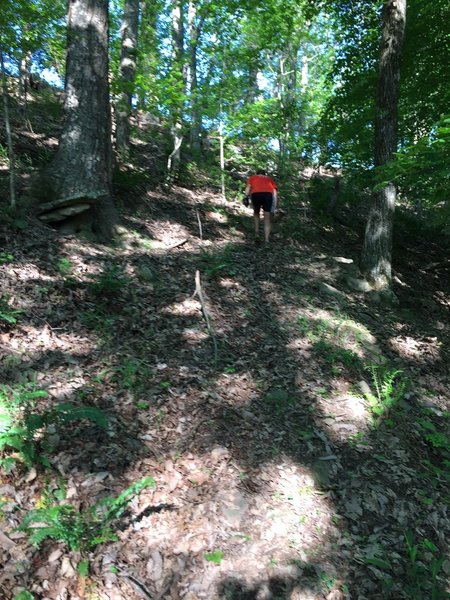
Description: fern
xmin=19 ymin=477 xmax=155 ymax=552
xmin=0 ymin=385 xmax=108 ymax=471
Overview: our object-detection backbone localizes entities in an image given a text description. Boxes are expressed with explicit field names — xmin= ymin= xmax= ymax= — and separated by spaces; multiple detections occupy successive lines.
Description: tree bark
xmin=167 ymin=0 xmax=186 ymax=180
xmin=361 ymin=0 xmax=407 ymax=290
xmin=115 ymin=0 xmax=140 ymax=158
xmin=188 ymin=1 xmax=202 ymax=155
xmin=0 ymin=51 xmax=16 ymax=208
xmin=39 ymin=0 xmax=116 ymax=239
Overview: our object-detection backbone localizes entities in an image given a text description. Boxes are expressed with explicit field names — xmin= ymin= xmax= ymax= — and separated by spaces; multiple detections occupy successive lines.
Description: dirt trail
xmin=0 ymin=185 xmax=449 ymax=600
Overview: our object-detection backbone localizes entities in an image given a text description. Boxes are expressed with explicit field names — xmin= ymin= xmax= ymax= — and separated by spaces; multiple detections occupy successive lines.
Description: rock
xmin=39 ymin=203 xmax=91 ymax=222
xmin=320 ymin=282 xmax=346 ymax=299
xmin=311 ymin=460 xmax=332 ymax=489
xmin=211 ymin=446 xmax=229 ymax=462
xmin=368 ymin=289 xmax=399 ymax=307
xmin=333 ymin=257 xmax=354 ymax=264
xmin=344 ymin=276 xmax=372 ymax=292
xmin=220 ymin=490 xmax=249 ymax=526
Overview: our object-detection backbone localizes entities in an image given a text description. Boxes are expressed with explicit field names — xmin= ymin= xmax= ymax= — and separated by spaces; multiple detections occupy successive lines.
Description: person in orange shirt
xmin=244 ymin=169 xmax=277 ymax=243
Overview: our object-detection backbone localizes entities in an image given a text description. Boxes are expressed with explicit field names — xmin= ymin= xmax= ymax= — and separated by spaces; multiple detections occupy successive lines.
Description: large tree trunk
xmin=361 ymin=0 xmax=407 ymax=291
xmin=115 ymin=0 xmax=140 ymax=158
xmin=39 ymin=0 xmax=116 ymax=239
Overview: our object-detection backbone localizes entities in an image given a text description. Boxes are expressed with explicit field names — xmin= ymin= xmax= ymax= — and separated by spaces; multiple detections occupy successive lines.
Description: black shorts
xmin=251 ymin=192 xmax=274 ymax=213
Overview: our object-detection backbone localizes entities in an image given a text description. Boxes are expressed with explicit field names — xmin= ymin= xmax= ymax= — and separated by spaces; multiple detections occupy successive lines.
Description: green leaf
xmin=363 ymin=557 xmax=391 ymax=571
xmin=77 ymin=559 xmax=90 ymax=577
xmin=204 ymin=550 xmax=224 ymax=564
xmin=14 ymin=591 xmax=35 ymax=600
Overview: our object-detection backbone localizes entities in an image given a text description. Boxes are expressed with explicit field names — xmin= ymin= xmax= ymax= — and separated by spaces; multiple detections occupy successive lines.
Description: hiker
xmin=243 ymin=169 xmax=277 ymax=243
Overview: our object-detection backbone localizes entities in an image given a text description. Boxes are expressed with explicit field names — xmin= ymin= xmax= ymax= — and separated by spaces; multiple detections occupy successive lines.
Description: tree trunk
xmin=167 ymin=0 xmax=186 ymax=180
xmin=278 ymin=42 xmax=298 ymax=178
xmin=139 ymin=0 xmax=159 ymax=109
xmin=39 ymin=0 xmax=116 ymax=239
xmin=115 ymin=0 xmax=140 ymax=158
xmin=219 ymin=99 xmax=225 ymax=202
xmin=0 ymin=51 xmax=16 ymax=208
xmin=188 ymin=1 xmax=202 ymax=155
xmin=361 ymin=0 xmax=407 ymax=290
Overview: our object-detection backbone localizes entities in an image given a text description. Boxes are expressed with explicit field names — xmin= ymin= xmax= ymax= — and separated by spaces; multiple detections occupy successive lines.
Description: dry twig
xmin=193 ymin=269 xmax=218 ymax=365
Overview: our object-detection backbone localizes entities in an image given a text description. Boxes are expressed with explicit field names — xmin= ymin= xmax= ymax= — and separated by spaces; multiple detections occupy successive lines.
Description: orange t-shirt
xmin=247 ymin=175 xmax=276 ymax=194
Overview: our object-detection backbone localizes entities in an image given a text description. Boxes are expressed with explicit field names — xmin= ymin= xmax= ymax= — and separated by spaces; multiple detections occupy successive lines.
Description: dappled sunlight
xmin=1 ymin=180 xmax=449 ymax=598
xmin=162 ymin=298 xmax=202 ymax=317
xmin=181 ymin=327 xmax=209 ymax=344
xmin=207 ymin=210 xmax=228 ymax=224
xmin=389 ymin=333 xmax=442 ymax=363
xmin=125 ymin=450 xmax=341 ymax=598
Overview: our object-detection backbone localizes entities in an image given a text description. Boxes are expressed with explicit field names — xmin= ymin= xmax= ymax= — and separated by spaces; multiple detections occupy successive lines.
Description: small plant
xmin=201 ymin=245 xmax=236 ymax=278
xmin=89 ymin=265 xmax=129 ymax=295
xmin=0 ymin=385 xmax=108 ymax=471
xmin=57 ymin=257 xmax=73 ymax=276
xmin=403 ymin=530 xmax=448 ymax=599
xmin=0 ymin=252 xmax=13 ymax=264
xmin=348 ymin=431 xmax=368 ymax=449
xmin=314 ymin=339 xmax=362 ymax=371
xmin=298 ymin=428 xmax=314 ymax=441
xmin=18 ymin=477 xmax=155 ymax=552
xmin=204 ymin=550 xmax=224 ymax=565
xmin=13 ymin=591 xmax=35 ymax=600
xmin=114 ymin=358 xmax=153 ymax=392
xmin=0 ymin=297 xmax=22 ymax=325
xmin=319 ymin=572 xmax=337 ymax=594
xmin=363 ymin=365 xmax=407 ymax=418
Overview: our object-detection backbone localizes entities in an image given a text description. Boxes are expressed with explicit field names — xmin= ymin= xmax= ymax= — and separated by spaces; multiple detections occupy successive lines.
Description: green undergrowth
xmin=200 ymin=243 xmax=239 ymax=278
xmin=18 ymin=476 xmax=154 ymax=553
xmin=0 ymin=384 xmax=108 ymax=472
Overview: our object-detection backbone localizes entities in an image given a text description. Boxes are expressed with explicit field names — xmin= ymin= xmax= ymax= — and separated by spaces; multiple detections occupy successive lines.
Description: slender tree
xmin=0 ymin=50 xmax=16 ymax=208
xmin=39 ymin=0 xmax=116 ymax=238
xmin=187 ymin=0 xmax=203 ymax=155
xmin=115 ymin=0 xmax=140 ymax=158
xmin=166 ymin=0 xmax=186 ymax=179
xmin=361 ymin=0 xmax=407 ymax=292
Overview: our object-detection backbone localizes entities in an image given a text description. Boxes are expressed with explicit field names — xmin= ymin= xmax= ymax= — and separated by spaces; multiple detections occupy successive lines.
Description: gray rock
xmin=368 ymin=289 xmax=399 ymax=307
xmin=320 ymin=282 xmax=346 ymax=299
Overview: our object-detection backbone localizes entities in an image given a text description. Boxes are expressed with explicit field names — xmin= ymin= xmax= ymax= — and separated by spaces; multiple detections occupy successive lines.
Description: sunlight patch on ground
xmin=130 ymin=452 xmax=340 ymax=599
xmin=390 ymin=334 xmax=441 ymax=362
xmin=207 ymin=210 xmax=228 ymax=224
xmin=218 ymin=277 xmax=244 ymax=290
xmin=181 ymin=328 xmax=209 ymax=344
xmin=162 ymin=298 xmax=201 ymax=316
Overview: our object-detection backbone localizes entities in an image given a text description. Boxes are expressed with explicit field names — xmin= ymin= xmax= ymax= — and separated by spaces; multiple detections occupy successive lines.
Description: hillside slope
xmin=0 ymin=176 xmax=449 ymax=599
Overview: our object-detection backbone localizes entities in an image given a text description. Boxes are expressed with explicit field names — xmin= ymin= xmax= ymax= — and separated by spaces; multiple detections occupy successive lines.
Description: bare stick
xmin=193 ymin=270 xmax=218 ymax=365
xmin=196 ymin=209 xmax=203 ymax=240
xmin=115 ymin=565 xmax=153 ymax=599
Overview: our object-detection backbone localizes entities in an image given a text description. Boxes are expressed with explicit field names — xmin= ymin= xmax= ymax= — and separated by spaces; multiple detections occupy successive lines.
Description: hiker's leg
xmin=253 ymin=209 xmax=260 ymax=236
xmin=263 ymin=212 xmax=272 ymax=242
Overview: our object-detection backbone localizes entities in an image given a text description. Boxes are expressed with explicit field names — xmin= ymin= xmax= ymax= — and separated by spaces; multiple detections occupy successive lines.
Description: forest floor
xmin=0 ymin=179 xmax=450 ymax=600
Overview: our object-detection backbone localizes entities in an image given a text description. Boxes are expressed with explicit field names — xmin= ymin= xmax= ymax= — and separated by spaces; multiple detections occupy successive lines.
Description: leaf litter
xmin=0 ymin=185 xmax=449 ymax=599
